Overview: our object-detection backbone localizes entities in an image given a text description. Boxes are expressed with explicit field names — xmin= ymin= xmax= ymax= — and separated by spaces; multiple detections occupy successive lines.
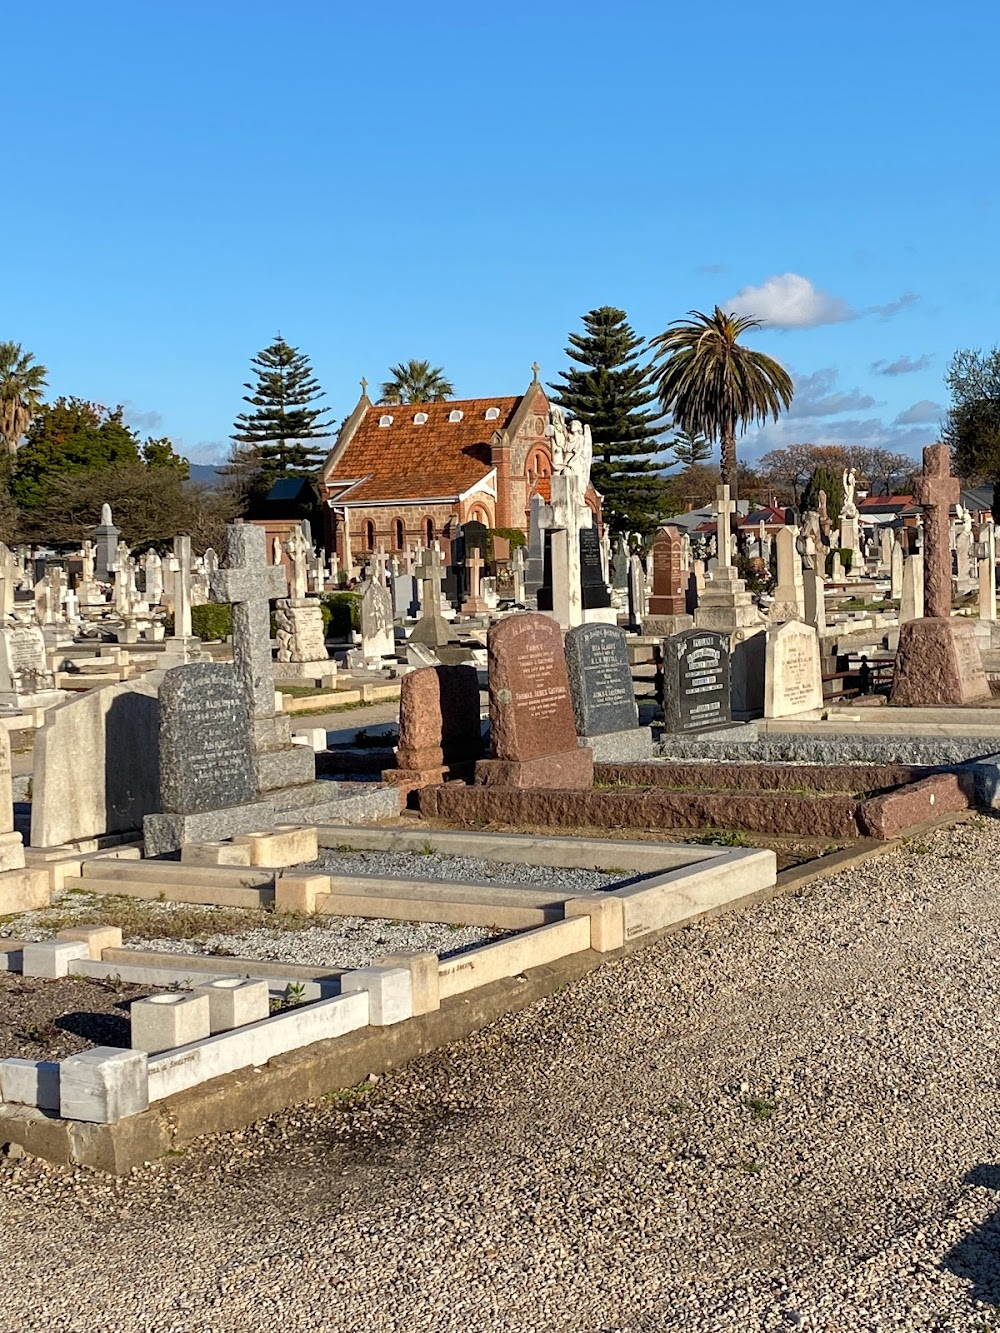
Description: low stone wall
xmin=419 ymin=784 xmax=869 ymax=837
xmin=594 ymin=761 xmax=928 ymax=795
xmin=420 ymin=770 xmax=977 ymax=840
xmin=857 ymin=773 xmax=974 ymax=839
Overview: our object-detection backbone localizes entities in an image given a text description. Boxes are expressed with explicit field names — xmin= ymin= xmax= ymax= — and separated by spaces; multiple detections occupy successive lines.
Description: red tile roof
xmin=326 ymin=397 xmax=520 ymax=503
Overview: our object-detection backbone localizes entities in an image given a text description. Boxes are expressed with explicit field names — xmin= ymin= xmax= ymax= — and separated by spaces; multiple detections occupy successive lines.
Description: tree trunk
xmin=720 ymin=422 xmax=738 ymax=502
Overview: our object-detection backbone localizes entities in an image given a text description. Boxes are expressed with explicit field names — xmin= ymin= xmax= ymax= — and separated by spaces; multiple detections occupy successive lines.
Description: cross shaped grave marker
xmin=210 ymin=524 xmax=287 ymax=719
xmin=715 ymin=485 xmax=736 ymax=567
xmin=170 ymin=535 xmax=193 ymax=638
xmin=913 ymin=443 xmax=960 ymax=620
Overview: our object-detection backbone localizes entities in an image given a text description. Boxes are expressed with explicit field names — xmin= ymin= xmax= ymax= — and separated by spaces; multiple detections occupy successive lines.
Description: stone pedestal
xmin=274 ymin=599 xmax=329 ymax=676
xmin=579 ymin=727 xmax=653 ymax=762
xmin=890 ymin=618 xmax=990 ymax=706
xmin=641 ymin=612 xmax=694 ymax=637
xmin=693 ymin=567 xmax=760 ymax=631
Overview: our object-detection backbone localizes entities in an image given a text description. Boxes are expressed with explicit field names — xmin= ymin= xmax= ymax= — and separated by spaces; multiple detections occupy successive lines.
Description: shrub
xmin=321 ymin=591 xmax=361 ymax=638
xmin=190 ymin=602 xmax=232 ymax=641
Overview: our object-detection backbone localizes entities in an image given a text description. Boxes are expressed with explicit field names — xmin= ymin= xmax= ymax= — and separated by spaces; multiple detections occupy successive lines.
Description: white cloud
xmin=724 ymin=273 xmax=853 ymax=329
xmin=894 ymin=400 xmax=944 ymax=426
xmin=872 ymin=353 xmax=933 ymax=376
xmin=724 ymin=274 xmax=921 ymax=331
xmin=177 ymin=439 xmax=228 ymax=465
xmin=121 ymin=401 xmax=163 ymax=433
xmin=788 ymin=367 xmax=876 ymax=418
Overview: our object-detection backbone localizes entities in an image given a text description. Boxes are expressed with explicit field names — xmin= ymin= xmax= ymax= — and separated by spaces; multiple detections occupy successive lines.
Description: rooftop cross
xmin=211 ymin=524 xmax=287 ymax=718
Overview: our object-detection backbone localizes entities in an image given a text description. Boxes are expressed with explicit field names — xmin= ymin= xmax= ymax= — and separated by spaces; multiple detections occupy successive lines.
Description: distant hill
xmin=188 ymin=463 xmax=226 ymax=486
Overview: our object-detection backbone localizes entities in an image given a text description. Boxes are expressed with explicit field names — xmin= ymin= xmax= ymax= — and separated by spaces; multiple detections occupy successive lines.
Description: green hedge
xmin=321 ymin=591 xmax=361 ymax=638
xmin=191 ymin=602 xmax=233 ymax=641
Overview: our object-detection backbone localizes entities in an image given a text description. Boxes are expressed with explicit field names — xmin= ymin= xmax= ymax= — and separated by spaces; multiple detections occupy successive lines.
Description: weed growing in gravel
xmin=18 ymin=1021 xmax=57 ymax=1045
xmin=740 ymin=1160 xmax=764 ymax=1174
xmin=418 ymin=841 xmax=436 ymax=856
xmin=325 ymin=1079 xmax=378 ymax=1107
xmin=744 ymin=1097 xmax=775 ymax=1121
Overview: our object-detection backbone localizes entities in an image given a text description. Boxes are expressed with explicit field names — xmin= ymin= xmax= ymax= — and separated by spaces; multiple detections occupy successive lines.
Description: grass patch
xmin=688 ymin=830 xmax=750 ymax=848
xmin=744 ymin=1097 xmax=775 ymax=1121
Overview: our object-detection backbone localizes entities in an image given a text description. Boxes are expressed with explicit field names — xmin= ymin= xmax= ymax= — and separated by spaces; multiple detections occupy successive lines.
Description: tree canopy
xmin=379 ymin=359 xmax=454 ymax=404
xmin=945 ymin=346 xmax=1000 ymax=483
xmin=0 ymin=342 xmax=48 ymax=455
xmin=651 ymin=307 xmax=793 ymax=499
xmin=548 ymin=306 xmax=667 ymax=534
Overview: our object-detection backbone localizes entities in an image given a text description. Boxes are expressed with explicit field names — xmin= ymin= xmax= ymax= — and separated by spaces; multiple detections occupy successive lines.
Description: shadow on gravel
xmin=942 ymin=1165 xmax=1000 ymax=1307
xmin=55 ymin=1007 xmax=132 ymax=1047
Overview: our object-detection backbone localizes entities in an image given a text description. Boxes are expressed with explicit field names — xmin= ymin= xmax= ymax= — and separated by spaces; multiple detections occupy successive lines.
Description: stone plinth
xmin=641 ymin=612 xmax=694 ymax=638
xmin=475 ymin=748 xmax=594 ymax=790
xmin=890 ymin=618 xmax=990 ymax=706
xmin=693 ymin=566 xmax=760 ymax=631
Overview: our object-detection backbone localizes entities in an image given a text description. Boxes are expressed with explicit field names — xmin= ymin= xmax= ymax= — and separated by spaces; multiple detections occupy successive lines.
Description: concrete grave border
xmin=0 ymin=825 xmax=777 ymax=1170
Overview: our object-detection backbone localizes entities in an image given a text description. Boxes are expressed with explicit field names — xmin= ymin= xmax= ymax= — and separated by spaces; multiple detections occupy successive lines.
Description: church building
xmin=318 ymin=367 xmax=600 ymax=566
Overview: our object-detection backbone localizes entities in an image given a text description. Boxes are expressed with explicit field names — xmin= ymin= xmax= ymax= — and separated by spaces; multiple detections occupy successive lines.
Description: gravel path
xmin=2 ymin=817 xmax=1000 ymax=1330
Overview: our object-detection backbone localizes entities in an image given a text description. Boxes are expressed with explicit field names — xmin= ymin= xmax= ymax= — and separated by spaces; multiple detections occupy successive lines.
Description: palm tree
xmin=650 ymin=307 xmax=793 ymax=499
xmin=379 ymin=359 xmax=454 ymax=405
xmin=0 ymin=342 xmax=48 ymax=454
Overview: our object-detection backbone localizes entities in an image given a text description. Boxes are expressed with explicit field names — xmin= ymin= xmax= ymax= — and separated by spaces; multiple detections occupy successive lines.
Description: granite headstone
xmin=662 ymin=629 xmax=732 ymax=734
xmin=158 ymin=663 xmax=256 ymax=813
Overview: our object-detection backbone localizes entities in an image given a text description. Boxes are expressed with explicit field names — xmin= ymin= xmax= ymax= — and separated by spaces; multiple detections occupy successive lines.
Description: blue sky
xmin=5 ymin=0 xmax=998 ymax=468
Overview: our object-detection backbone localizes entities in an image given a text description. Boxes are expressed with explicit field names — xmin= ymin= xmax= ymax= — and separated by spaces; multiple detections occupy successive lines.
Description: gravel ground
xmin=3 ymin=817 xmax=1000 ymax=1331
xmin=0 ymin=975 xmax=155 ymax=1058
xmin=1 ymin=894 xmax=500 ymax=968
xmin=307 ymin=846 xmax=644 ymax=891
xmin=128 ymin=919 xmax=500 ymax=968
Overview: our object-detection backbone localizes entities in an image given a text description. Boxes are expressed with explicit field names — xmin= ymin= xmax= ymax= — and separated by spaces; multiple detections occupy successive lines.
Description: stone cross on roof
xmin=211 ymin=524 xmax=287 ymax=718
xmin=914 ymin=443 xmax=960 ymax=620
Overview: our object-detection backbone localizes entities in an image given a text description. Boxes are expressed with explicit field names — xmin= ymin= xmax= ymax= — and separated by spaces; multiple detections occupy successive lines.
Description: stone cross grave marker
xmin=715 ymin=485 xmax=736 ymax=567
xmin=913 ymin=443 xmax=959 ymax=619
xmin=171 ymin=535 xmax=193 ymax=638
xmin=662 ymin=629 xmax=732 ymax=734
xmin=409 ymin=546 xmax=450 ymax=647
xmin=158 ymin=663 xmax=256 ymax=813
xmin=210 ymin=524 xmax=287 ymax=720
xmin=564 ymin=623 xmax=638 ymax=737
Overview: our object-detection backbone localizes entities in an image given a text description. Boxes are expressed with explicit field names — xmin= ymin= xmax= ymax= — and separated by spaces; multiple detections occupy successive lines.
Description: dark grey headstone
xmin=611 ymin=535 xmax=629 ymax=590
xmin=564 ymin=623 xmax=637 ymax=737
xmin=662 ymin=629 xmax=732 ymax=734
xmin=158 ymin=663 xmax=256 ymax=814
xmin=579 ymin=527 xmax=611 ymax=609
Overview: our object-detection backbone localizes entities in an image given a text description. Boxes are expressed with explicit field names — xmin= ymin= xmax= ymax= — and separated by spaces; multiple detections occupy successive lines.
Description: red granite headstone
xmin=476 ymin=613 xmax=593 ymax=789
xmin=648 ymin=526 xmax=686 ymax=616
xmin=383 ymin=664 xmax=483 ymax=800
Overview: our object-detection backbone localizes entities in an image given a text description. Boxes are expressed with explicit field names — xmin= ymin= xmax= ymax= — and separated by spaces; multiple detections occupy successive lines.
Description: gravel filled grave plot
xmin=1 ymin=892 xmax=502 ymax=970
xmin=0 ymin=975 xmax=157 ymax=1060
xmin=2 ymin=816 xmax=999 ymax=1330
xmin=305 ymin=846 xmax=650 ymax=890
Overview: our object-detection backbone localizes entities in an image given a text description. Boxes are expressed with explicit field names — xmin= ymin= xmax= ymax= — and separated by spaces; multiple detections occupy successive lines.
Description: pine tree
xmin=548 ymin=307 xmax=665 ymax=533
xmin=231 ymin=335 xmax=333 ymax=487
xmin=670 ymin=429 xmax=712 ymax=467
